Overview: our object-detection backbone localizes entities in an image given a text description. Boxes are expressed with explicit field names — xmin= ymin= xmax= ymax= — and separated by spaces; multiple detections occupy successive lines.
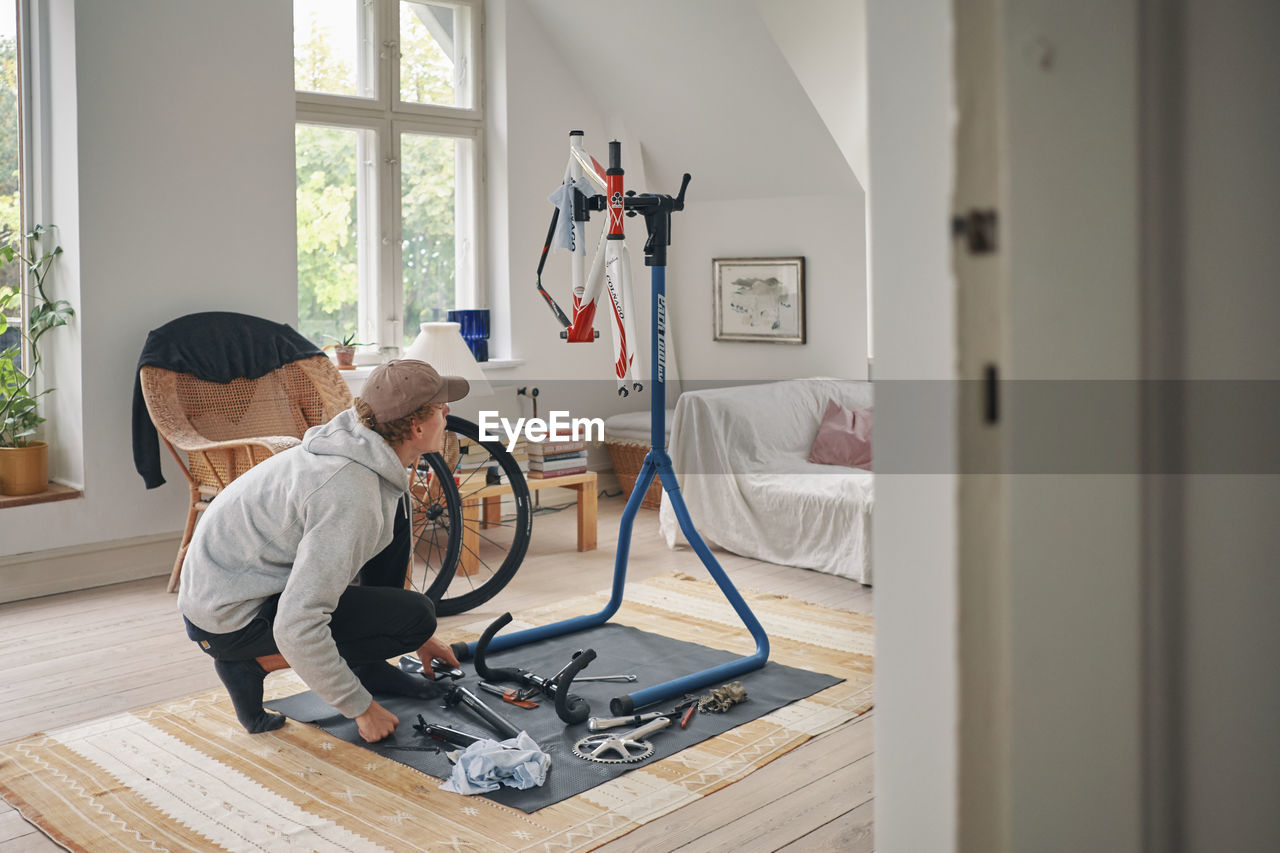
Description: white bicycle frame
xmin=543 ymin=132 xmax=643 ymax=396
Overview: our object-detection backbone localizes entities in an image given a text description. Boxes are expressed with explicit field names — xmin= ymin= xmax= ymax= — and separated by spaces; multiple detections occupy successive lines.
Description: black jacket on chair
xmin=131 ymin=312 xmax=324 ymax=489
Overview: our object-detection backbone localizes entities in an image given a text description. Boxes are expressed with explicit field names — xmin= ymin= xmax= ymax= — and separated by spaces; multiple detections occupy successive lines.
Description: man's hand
xmin=355 ymin=700 xmax=399 ymax=743
xmin=417 ymin=635 xmax=461 ymax=680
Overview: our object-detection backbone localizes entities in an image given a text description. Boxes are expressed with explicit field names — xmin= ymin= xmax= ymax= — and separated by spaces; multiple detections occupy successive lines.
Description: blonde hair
xmin=353 ymin=397 xmax=441 ymax=446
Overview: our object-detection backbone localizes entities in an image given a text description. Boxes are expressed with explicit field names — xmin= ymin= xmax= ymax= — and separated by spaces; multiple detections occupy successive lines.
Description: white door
xmin=954 ymin=2 xmax=1145 ymax=851
xmin=952 ymin=1 xmax=1280 ymax=852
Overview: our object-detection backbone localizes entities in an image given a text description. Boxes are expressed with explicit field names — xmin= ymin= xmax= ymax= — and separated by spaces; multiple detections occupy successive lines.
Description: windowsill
xmin=479 ymin=358 xmax=524 ymax=371
xmin=339 ymin=357 xmax=524 ymax=381
xmin=0 ymin=482 xmax=83 ymax=510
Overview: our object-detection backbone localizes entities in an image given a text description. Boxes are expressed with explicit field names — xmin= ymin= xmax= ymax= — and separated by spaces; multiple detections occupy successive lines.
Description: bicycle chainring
xmin=571 ymin=733 xmax=656 ymax=764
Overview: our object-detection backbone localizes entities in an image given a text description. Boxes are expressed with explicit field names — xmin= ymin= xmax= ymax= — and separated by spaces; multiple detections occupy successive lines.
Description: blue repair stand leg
xmin=456 ymin=171 xmax=769 ymax=714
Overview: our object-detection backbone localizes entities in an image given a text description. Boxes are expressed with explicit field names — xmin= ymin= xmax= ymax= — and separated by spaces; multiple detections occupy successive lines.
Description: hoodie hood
xmin=302 ymin=408 xmax=409 ymax=491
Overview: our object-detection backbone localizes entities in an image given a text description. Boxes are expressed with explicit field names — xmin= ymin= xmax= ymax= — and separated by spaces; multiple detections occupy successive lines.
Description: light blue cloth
xmin=439 ymin=732 xmax=551 ymax=795
xmin=547 ymin=178 xmax=591 ymax=252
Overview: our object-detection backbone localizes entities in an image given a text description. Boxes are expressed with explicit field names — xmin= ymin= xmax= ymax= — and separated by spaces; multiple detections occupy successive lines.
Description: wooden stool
xmin=458 ymin=470 xmax=598 ymax=576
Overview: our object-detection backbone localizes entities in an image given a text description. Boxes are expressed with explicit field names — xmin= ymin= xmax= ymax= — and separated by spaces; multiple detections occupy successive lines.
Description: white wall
xmin=485 ymin=0 xmax=607 ymax=384
xmin=866 ymin=2 xmax=957 ymax=852
xmin=667 ymin=192 xmax=865 ymax=381
xmin=755 ymin=0 xmax=868 ymax=188
xmin=523 ymin=0 xmax=858 ymax=205
xmin=480 ymin=0 xmax=627 ymax=450
xmin=485 ymin=0 xmax=873 ymax=447
xmin=503 ymin=0 xmax=867 ymax=400
xmin=0 ymin=0 xmax=296 ymax=568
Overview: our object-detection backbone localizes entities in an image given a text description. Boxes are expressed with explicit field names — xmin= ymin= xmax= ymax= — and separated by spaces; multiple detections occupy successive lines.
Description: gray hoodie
xmin=177 ymin=408 xmax=410 ymax=718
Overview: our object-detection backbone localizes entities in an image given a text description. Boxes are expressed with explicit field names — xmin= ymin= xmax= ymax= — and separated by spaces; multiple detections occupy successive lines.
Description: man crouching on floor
xmin=177 ymin=359 xmax=465 ymax=742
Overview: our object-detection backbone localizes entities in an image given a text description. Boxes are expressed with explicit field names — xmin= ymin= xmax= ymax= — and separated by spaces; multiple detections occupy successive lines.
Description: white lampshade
xmin=403 ymin=322 xmax=493 ymax=398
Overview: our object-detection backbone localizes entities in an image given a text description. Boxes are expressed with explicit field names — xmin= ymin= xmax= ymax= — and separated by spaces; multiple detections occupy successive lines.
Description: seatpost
xmin=606 ymin=141 xmax=625 ymax=241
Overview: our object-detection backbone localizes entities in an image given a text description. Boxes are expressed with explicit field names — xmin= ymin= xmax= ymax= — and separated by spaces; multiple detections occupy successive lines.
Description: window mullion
xmin=379 ymin=0 xmax=401 ymax=354
xmin=356 ymin=0 xmax=378 ymax=99
xmin=385 ymin=0 xmax=400 ymax=116
xmin=456 ymin=133 xmax=477 ymax=310
xmin=355 ymin=127 xmax=381 ymax=351
xmin=382 ymin=119 xmax=403 ymax=353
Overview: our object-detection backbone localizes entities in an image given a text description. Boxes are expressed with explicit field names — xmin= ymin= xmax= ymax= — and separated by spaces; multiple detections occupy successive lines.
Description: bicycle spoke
xmin=463 ymin=525 xmax=518 ymax=552
xmin=463 ymin=517 xmax=520 ymax=530
xmin=457 ymin=535 xmax=499 ymax=570
xmin=414 ymin=534 xmax=445 ymax=567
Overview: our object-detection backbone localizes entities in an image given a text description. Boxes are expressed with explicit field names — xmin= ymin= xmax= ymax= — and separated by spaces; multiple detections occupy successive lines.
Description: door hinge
xmin=952 ymin=209 xmax=999 ymax=255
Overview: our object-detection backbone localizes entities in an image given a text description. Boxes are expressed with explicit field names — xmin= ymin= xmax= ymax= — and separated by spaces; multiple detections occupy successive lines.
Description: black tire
xmin=413 ymin=415 xmax=532 ymax=616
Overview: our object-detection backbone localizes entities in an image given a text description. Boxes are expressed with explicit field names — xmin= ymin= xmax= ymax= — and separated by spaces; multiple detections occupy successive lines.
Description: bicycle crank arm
xmin=421 ymin=723 xmax=483 ymax=748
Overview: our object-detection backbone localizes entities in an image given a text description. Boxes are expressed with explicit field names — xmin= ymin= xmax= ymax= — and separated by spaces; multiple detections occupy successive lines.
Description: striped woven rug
xmin=0 ymin=572 xmax=873 ymax=852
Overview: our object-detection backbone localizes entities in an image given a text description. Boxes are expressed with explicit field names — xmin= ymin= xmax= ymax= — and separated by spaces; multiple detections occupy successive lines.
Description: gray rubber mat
xmin=266 ymin=622 xmax=840 ymax=812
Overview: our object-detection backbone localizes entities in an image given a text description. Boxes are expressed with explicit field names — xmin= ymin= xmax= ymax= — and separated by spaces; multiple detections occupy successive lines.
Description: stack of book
xmin=455 ymin=436 xmax=491 ymax=473
xmin=527 ymin=439 xmax=588 ymax=479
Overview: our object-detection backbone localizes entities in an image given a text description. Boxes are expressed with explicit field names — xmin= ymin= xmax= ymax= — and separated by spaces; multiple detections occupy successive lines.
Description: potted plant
xmin=324 ymin=331 xmax=365 ymax=369
xmin=0 ymin=226 xmax=73 ymax=496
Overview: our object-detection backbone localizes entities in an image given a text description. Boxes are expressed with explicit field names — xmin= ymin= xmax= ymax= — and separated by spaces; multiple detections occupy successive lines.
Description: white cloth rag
xmin=440 ymin=731 xmax=551 ymax=795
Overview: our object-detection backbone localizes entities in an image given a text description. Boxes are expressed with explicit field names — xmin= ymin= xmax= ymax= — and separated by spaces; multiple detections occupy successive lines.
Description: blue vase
xmin=447 ymin=309 xmax=490 ymax=362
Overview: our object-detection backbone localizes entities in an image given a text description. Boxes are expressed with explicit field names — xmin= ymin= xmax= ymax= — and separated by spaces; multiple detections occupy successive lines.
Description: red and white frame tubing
xmin=606 ymin=140 xmax=625 ymax=240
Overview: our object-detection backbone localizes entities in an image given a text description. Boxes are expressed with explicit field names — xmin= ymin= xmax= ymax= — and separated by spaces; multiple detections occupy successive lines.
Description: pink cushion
xmin=808 ymin=399 xmax=872 ymax=469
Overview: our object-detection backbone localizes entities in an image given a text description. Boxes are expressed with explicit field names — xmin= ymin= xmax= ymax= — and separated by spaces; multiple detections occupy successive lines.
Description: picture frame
xmin=712 ymin=257 xmax=806 ymax=344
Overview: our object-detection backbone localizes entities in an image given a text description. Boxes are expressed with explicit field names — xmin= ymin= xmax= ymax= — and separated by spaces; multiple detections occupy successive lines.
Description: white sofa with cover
xmin=657 ymin=378 xmax=874 ymax=584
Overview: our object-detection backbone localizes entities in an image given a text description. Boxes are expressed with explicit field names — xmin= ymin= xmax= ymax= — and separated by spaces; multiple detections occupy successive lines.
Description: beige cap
xmin=360 ymin=359 xmax=469 ymax=423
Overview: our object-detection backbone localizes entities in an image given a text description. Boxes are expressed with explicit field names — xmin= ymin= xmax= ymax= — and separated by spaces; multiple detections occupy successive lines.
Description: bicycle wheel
xmin=410 ymin=415 xmax=533 ymax=616
xmin=407 ymin=449 xmax=462 ymax=606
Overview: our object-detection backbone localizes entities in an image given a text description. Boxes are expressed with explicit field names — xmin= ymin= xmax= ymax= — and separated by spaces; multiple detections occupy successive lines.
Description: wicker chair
xmin=139 ymin=355 xmax=353 ymax=592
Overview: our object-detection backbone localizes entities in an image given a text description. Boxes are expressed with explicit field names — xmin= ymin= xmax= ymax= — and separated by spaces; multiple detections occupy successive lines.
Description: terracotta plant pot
xmin=334 ymin=345 xmax=356 ymax=369
xmin=0 ymin=440 xmax=49 ymax=496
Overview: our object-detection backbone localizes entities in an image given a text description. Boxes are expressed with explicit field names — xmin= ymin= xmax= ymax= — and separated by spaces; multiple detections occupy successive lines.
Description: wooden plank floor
xmin=0 ymin=493 xmax=874 ymax=852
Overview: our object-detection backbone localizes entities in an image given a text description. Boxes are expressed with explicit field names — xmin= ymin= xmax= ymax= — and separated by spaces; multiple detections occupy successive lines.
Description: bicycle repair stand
xmin=453 ymin=145 xmax=770 ymax=715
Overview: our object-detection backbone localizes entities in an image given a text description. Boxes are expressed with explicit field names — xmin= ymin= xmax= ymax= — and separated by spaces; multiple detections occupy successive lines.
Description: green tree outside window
xmin=0 ymin=34 xmax=25 ymax=367
xmin=294 ymin=9 xmax=464 ymax=348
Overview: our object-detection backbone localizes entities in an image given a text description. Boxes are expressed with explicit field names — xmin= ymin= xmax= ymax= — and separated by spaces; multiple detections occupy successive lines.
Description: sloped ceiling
xmin=755 ymin=0 xmax=868 ymax=188
xmin=523 ymin=0 xmax=861 ymax=202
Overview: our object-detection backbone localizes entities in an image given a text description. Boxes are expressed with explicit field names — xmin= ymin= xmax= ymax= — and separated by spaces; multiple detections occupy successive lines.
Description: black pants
xmin=185 ymin=497 xmax=435 ymax=665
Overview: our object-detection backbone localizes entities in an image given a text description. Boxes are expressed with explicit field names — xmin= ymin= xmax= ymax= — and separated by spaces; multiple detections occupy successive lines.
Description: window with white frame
xmin=294 ymin=0 xmax=482 ymax=352
xmin=0 ymin=2 xmax=23 ymax=360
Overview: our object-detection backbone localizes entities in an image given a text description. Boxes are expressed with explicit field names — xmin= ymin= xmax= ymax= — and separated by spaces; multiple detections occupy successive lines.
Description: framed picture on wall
xmin=712 ymin=257 xmax=806 ymax=344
